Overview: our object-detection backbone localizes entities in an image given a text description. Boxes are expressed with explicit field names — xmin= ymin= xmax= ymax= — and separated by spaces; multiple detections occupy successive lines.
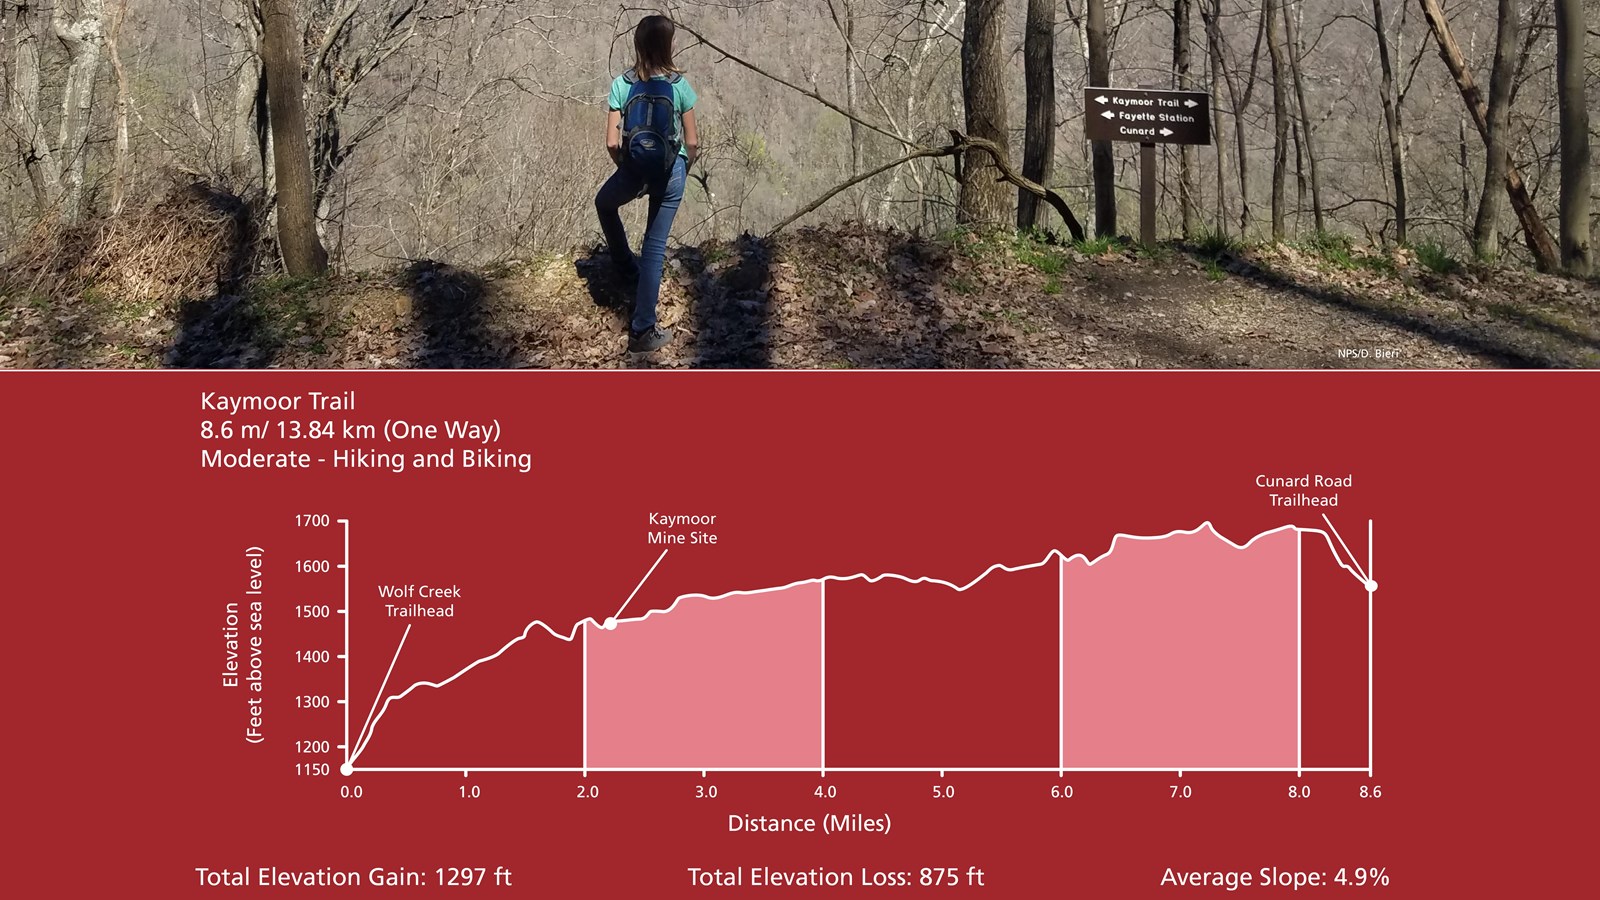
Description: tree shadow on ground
xmin=813 ymin=230 xmax=966 ymax=368
xmin=402 ymin=260 xmax=516 ymax=368
xmin=1209 ymin=255 xmax=1584 ymax=368
xmin=573 ymin=249 xmax=636 ymax=325
xmin=1479 ymin=300 xmax=1600 ymax=352
xmin=574 ymin=248 xmax=668 ymax=367
xmin=164 ymin=294 xmax=277 ymax=368
xmin=682 ymin=233 xmax=774 ymax=368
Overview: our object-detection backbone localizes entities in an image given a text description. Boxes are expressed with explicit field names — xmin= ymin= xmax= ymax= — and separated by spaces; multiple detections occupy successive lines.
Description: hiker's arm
xmin=605 ymin=110 xmax=622 ymax=163
xmin=682 ymin=108 xmax=700 ymax=168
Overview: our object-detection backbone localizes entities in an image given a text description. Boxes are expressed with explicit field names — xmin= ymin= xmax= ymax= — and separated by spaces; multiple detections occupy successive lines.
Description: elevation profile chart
xmin=346 ymin=520 xmax=1375 ymax=776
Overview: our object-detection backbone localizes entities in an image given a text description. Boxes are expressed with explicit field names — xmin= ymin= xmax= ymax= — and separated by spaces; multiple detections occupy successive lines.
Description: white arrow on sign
xmin=1160 ymin=128 xmax=1174 ymax=137
xmin=1101 ymin=110 xmax=1116 ymax=120
xmin=1184 ymin=99 xmax=1199 ymax=108
xmin=1095 ymin=95 xmax=1110 ymax=104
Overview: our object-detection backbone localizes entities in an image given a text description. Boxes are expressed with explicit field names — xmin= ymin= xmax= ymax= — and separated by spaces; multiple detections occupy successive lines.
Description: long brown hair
xmin=632 ymin=15 xmax=680 ymax=80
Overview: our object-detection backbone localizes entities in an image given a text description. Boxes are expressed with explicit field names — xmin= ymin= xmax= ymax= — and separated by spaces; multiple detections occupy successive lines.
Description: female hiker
xmin=597 ymin=15 xmax=700 ymax=353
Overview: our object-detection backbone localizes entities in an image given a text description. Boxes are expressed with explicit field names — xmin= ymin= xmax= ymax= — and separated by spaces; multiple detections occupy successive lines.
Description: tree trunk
xmin=958 ymin=0 xmax=1013 ymax=225
xmin=1282 ymin=0 xmax=1323 ymax=232
xmin=262 ymin=0 xmax=328 ymax=275
xmin=51 ymin=0 xmax=108 ymax=225
xmin=1206 ymin=0 xmax=1259 ymax=236
xmin=230 ymin=2 xmax=269 ymax=191
xmin=1473 ymin=0 xmax=1517 ymax=262
xmin=1204 ymin=1 xmax=1228 ymax=234
xmin=107 ymin=0 xmax=131 ymax=216
xmin=1372 ymin=0 xmax=1407 ymax=244
xmin=1086 ymin=0 xmax=1115 ymax=237
xmin=826 ymin=0 xmax=865 ymax=218
xmin=8 ymin=1 xmax=64 ymax=212
xmin=1173 ymin=0 xmax=1194 ymax=237
xmin=1264 ymin=0 xmax=1289 ymax=242
xmin=1554 ymin=0 xmax=1592 ymax=275
xmin=1417 ymin=0 xmax=1559 ymax=272
xmin=1018 ymin=0 xmax=1056 ymax=229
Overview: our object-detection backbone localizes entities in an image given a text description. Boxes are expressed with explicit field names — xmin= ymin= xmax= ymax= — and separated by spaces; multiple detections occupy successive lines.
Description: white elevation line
xmin=350 ymin=624 xmax=413 ymax=761
xmin=348 ymin=522 xmax=1369 ymax=766
xmin=1321 ymin=513 xmax=1370 ymax=585
xmin=350 ymin=550 xmax=669 ymax=764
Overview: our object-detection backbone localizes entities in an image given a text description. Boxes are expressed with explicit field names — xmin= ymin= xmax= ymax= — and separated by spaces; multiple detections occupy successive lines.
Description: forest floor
xmin=3 ymin=223 xmax=1596 ymax=369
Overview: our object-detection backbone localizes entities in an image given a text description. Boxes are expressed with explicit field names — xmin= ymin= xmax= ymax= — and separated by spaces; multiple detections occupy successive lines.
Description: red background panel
xmin=2 ymin=371 xmax=1593 ymax=897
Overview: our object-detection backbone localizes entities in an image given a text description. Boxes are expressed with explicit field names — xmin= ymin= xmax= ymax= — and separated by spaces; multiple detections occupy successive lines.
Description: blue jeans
xmin=595 ymin=156 xmax=686 ymax=334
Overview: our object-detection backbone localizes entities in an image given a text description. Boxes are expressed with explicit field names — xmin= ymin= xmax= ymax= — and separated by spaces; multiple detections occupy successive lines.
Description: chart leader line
xmin=348 ymin=522 xmax=1370 ymax=767
xmin=348 ymin=624 xmax=412 ymax=768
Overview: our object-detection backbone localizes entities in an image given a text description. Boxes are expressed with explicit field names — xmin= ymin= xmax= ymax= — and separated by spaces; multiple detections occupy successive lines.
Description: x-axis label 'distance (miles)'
xmin=1084 ymin=88 xmax=1212 ymax=146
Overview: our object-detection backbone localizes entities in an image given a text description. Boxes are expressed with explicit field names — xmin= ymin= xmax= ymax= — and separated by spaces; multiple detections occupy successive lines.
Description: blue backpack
xmin=619 ymin=71 xmax=682 ymax=175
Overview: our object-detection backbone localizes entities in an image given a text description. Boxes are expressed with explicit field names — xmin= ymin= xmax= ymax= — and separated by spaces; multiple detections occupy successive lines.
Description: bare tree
xmin=1554 ymin=0 xmax=1591 ymax=275
xmin=1418 ymin=0 xmax=1559 ymax=271
xmin=263 ymin=0 xmax=327 ymax=274
xmin=958 ymin=0 xmax=1012 ymax=224
xmin=8 ymin=1 xmax=63 ymax=211
xmin=1281 ymin=0 xmax=1322 ymax=233
xmin=1172 ymin=0 xmax=1194 ymax=237
xmin=1086 ymin=0 xmax=1114 ymax=236
xmin=824 ymin=0 xmax=864 ymax=218
xmin=7 ymin=0 xmax=107 ymax=223
xmin=1371 ymin=0 xmax=1408 ymax=243
xmin=1264 ymin=0 xmax=1289 ymax=241
xmin=1474 ymin=0 xmax=1516 ymax=261
xmin=106 ymin=0 xmax=131 ymax=214
xmin=1018 ymin=0 xmax=1055 ymax=229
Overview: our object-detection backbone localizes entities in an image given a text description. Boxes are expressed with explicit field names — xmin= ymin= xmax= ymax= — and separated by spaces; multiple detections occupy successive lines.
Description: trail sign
xmin=1084 ymin=88 xmax=1211 ymax=146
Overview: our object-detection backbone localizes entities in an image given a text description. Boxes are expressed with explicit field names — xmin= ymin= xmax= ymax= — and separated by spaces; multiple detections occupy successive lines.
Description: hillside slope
xmin=3 ymin=224 xmax=1595 ymax=369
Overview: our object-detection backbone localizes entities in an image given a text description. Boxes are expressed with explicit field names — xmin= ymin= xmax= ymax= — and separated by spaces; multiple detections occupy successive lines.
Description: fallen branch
xmin=770 ymin=132 xmax=1086 ymax=243
xmin=769 ymin=146 xmax=957 ymax=235
xmin=953 ymin=131 xmax=1086 ymax=242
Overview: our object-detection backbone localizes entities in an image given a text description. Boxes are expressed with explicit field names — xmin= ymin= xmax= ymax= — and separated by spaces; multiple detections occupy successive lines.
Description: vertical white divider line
xmin=820 ymin=582 xmax=827 ymax=778
xmin=1368 ymin=519 xmax=1374 ymax=778
xmin=1059 ymin=553 xmax=1065 ymax=777
xmin=1297 ymin=531 xmax=1302 ymax=778
xmin=582 ymin=620 xmax=589 ymax=778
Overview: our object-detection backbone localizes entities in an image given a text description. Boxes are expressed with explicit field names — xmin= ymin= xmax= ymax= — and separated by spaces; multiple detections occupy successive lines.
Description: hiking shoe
xmin=628 ymin=325 xmax=673 ymax=353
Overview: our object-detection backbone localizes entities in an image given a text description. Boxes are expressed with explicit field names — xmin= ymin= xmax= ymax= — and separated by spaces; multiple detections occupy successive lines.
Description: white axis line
xmin=350 ymin=624 xmax=412 ymax=761
xmin=348 ymin=766 xmax=1374 ymax=774
xmin=348 ymin=523 xmax=1368 ymax=766
xmin=1321 ymin=514 xmax=1370 ymax=584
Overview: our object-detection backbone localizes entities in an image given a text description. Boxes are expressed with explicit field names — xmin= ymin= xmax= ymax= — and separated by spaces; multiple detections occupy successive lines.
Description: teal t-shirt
xmin=609 ymin=72 xmax=697 ymax=159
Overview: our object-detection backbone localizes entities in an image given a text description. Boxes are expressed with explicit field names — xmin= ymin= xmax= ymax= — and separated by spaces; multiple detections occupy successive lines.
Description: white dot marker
xmin=340 ymin=762 xmax=353 ymax=777
xmin=604 ymin=617 xmax=618 ymax=630
xmin=1366 ymin=579 xmax=1378 ymax=593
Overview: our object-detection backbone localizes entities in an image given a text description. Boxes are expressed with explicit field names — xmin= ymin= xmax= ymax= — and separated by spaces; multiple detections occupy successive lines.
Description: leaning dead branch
xmin=772 ymin=132 xmax=1087 ymax=242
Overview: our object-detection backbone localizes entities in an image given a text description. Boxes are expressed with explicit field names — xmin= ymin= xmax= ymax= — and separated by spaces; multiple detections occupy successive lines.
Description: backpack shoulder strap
xmin=621 ymin=69 xmax=639 ymax=85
